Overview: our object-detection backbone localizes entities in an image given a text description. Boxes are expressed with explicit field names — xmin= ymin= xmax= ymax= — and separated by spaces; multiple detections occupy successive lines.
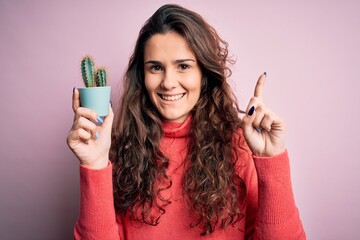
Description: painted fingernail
xmin=95 ymin=132 xmax=99 ymax=139
xmin=73 ymin=86 xmax=76 ymax=93
xmin=110 ymin=101 xmax=112 ymax=107
xmin=248 ymin=106 xmax=255 ymax=116
xmin=263 ymin=72 xmax=267 ymax=77
xmin=256 ymin=127 xmax=262 ymax=133
xmin=97 ymin=116 xmax=104 ymax=124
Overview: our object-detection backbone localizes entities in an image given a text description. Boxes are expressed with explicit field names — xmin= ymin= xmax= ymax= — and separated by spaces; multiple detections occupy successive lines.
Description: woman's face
xmin=144 ymin=31 xmax=202 ymax=123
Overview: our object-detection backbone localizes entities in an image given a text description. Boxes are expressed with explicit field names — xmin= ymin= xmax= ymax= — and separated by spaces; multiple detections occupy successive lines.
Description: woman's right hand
xmin=66 ymin=88 xmax=114 ymax=169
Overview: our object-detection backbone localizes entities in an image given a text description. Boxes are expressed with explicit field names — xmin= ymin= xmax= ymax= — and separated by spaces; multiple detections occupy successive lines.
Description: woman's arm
xmin=67 ymin=88 xmax=122 ymax=239
xmin=240 ymin=73 xmax=306 ymax=239
xmin=253 ymin=151 xmax=306 ymax=239
xmin=74 ymin=162 xmax=123 ymax=239
xmin=241 ymin=147 xmax=306 ymax=240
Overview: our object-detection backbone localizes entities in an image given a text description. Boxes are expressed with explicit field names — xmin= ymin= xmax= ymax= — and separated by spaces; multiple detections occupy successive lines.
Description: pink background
xmin=1 ymin=0 xmax=359 ymax=239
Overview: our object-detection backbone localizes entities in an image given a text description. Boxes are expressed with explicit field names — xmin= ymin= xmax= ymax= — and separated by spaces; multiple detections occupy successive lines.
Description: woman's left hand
xmin=241 ymin=73 xmax=286 ymax=157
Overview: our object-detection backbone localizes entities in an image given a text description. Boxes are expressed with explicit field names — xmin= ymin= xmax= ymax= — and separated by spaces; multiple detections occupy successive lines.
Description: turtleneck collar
xmin=162 ymin=115 xmax=192 ymax=138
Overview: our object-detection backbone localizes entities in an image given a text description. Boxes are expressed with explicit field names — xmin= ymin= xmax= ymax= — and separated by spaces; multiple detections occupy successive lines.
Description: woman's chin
xmin=161 ymin=112 xmax=189 ymax=123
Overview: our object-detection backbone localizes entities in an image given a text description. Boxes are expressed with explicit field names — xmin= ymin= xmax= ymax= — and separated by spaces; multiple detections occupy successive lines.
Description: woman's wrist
xmin=81 ymin=158 xmax=109 ymax=170
xmin=253 ymin=148 xmax=287 ymax=158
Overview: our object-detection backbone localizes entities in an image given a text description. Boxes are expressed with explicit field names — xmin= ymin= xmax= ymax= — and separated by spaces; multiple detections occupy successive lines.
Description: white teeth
xmin=160 ymin=93 xmax=184 ymax=101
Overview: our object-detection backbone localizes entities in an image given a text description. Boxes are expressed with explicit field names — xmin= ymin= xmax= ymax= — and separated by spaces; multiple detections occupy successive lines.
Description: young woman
xmin=67 ymin=4 xmax=305 ymax=239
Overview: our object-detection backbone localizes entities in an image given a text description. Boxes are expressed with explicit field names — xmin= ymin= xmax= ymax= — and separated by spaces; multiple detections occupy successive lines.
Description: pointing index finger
xmin=254 ymin=72 xmax=266 ymax=100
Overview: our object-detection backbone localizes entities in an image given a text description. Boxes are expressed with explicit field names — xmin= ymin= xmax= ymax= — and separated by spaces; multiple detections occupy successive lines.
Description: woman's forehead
xmin=144 ymin=32 xmax=196 ymax=62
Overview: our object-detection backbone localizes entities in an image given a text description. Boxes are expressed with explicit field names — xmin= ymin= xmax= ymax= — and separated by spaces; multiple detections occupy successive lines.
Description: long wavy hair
xmin=110 ymin=4 xmax=248 ymax=235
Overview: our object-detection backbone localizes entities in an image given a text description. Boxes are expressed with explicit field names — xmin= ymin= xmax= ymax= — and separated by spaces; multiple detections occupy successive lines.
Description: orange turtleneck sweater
xmin=74 ymin=116 xmax=306 ymax=239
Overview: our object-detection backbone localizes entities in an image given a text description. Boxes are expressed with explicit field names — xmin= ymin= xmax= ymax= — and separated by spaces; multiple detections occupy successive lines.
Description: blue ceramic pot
xmin=78 ymin=86 xmax=111 ymax=117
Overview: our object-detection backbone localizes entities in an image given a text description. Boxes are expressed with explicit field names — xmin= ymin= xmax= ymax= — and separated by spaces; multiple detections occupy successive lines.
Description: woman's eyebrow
xmin=144 ymin=60 xmax=161 ymax=65
xmin=144 ymin=59 xmax=196 ymax=65
xmin=174 ymin=59 xmax=195 ymax=63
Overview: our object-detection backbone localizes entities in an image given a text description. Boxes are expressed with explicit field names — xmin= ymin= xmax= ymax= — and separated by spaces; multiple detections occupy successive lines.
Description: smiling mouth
xmin=158 ymin=93 xmax=186 ymax=101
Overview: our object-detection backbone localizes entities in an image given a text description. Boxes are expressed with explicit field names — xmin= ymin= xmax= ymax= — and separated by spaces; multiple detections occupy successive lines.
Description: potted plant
xmin=78 ymin=55 xmax=111 ymax=117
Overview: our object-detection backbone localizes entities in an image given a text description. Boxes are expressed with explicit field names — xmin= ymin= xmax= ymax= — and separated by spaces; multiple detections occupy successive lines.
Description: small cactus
xmin=81 ymin=56 xmax=96 ymax=87
xmin=81 ymin=56 xmax=107 ymax=87
xmin=95 ymin=68 xmax=107 ymax=87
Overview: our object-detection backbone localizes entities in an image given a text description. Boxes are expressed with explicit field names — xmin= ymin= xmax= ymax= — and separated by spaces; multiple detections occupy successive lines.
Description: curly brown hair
xmin=110 ymin=4 xmax=248 ymax=235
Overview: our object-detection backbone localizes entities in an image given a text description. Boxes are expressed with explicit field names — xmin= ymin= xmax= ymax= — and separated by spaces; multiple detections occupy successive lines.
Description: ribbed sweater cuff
xmin=253 ymin=150 xmax=296 ymax=224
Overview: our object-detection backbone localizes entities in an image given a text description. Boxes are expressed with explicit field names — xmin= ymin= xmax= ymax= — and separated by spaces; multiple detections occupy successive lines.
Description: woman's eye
xmin=179 ymin=64 xmax=190 ymax=70
xmin=150 ymin=65 xmax=163 ymax=72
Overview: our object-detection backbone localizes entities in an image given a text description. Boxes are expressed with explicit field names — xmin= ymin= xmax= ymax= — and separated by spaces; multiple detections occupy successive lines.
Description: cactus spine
xmin=81 ymin=56 xmax=107 ymax=87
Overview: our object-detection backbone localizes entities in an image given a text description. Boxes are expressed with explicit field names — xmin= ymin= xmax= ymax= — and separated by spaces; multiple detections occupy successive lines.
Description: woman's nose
xmin=161 ymin=70 xmax=179 ymax=89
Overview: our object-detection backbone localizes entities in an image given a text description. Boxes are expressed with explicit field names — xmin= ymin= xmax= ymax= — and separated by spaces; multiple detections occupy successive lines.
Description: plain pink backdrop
xmin=1 ymin=0 xmax=359 ymax=239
